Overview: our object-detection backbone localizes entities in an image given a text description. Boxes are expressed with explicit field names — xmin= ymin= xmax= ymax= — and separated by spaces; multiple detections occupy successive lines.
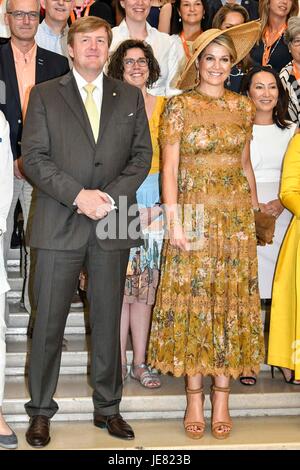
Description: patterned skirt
xmin=148 ymin=203 xmax=265 ymax=378
xmin=124 ymin=173 xmax=164 ymax=305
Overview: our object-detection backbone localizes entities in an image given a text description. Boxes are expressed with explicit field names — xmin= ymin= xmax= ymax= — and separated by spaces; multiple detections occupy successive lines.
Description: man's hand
xmin=75 ymin=189 xmax=114 ymax=220
xmin=14 ymin=158 xmax=24 ymax=180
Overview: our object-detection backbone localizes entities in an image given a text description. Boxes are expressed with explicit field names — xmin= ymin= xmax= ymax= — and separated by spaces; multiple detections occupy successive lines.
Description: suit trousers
xmin=24 ymin=230 xmax=129 ymax=418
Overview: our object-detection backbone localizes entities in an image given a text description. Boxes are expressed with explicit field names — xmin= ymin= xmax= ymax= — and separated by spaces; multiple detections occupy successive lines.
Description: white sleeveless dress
xmin=250 ymin=122 xmax=297 ymax=298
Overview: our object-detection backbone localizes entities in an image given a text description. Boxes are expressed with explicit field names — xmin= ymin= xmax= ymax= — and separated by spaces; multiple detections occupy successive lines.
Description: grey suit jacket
xmin=22 ymin=72 xmax=152 ymax=251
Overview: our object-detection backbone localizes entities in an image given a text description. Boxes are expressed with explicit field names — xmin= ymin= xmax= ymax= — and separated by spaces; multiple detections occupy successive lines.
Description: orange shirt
xmin=11 ymin=42 xmax=37 ymax=118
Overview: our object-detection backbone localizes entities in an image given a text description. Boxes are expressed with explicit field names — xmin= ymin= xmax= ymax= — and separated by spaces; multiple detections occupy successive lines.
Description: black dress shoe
xmin=26 ymin=415 xmax=51 ymax=448
xmin=94 ymin=413 xmax=135 ymax=440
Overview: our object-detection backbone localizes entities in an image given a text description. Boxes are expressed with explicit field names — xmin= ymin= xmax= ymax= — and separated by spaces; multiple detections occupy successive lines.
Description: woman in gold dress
xmin=148 ymin=22 xmax=265 ymax=439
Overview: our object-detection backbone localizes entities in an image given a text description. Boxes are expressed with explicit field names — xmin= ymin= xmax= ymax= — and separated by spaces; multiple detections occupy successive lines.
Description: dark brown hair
xmin=107 ymin=39 xmax=160 ymax=88
xmin=241 ymin=65 xmax=290 ymax=130
xmin=212 ymin=3 xmax=249 ymax=29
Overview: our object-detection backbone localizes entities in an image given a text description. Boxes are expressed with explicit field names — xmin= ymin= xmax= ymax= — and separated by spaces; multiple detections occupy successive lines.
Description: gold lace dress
xmin=148 ymin=89 xmax=265 ymax=378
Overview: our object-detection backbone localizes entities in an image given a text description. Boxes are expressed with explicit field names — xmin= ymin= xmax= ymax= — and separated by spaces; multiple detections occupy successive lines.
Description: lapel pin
xmin=113 ymin=92 xmax=117 ymax=96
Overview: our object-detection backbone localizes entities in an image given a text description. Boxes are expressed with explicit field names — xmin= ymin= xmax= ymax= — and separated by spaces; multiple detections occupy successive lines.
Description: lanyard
xmin=180 ymin=31 xmax=192 ymax=60
xmin=262 ymin=24 xmax=287 ymax=66
xmin=70 ymin=0 xmax=95 ymax=24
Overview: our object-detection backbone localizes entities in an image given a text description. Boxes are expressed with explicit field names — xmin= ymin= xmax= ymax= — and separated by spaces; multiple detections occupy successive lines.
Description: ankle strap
xmin=211 ymin=385 xmax=230 ymax=393
xmin=186 ymin=387 xmax=203 ymax=394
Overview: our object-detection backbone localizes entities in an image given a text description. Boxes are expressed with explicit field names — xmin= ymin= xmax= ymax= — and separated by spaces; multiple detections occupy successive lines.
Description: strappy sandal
xmin=210 ymin=385 xmax=232 ymax=440
xmin=184 ymin=387 xmax=205 ymax=439
xmin=130 ymin=363 xmax=161 ymax=388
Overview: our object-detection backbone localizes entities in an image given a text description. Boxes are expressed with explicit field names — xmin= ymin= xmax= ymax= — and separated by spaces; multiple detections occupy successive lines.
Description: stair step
xmin=7 ymin=301 xmax=88 ymax=335
xmin=3 ymin=372 xmax=300 ymax=423
xmin=10 ymin=416 xmax=300 ymax=450
xmin=4 ymin=333 xmax=271 ymax=376
xmin=8 ymin=248 xmax=22 ymax=260
xmin=5 ymin=335 xmax=88 ymax=375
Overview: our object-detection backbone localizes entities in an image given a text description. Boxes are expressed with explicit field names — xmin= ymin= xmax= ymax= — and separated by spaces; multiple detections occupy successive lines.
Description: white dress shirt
xmin=72 ymin=68 xmax=116 ymax=210
xmin=111 ymin=20 xmax=182 ymax=97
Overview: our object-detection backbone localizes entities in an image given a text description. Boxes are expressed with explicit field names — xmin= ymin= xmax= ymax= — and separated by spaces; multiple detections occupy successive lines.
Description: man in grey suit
xmin=22 ymin=16 xmax=152 ymax=448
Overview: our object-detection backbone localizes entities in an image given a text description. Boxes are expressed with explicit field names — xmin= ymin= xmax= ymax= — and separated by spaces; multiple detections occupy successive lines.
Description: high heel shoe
xmin=271 ymin=366 xmax=300 ymax=385
xmin=210 ymin=385 xmax=232 ymax=440
xmin=184 ymin=387 xmax=205 ymax=439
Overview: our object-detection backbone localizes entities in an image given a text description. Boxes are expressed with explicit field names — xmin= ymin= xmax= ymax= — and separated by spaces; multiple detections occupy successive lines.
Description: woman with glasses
xmin=107 ymin=40 xmax=164 ymax=388
xmin=280 ymin=17 xmax=300 ymax=126
xmin=0 ymin=112 xmax=17 ymax=449
xmin=111 ymin=0 xmax=182 ymax=97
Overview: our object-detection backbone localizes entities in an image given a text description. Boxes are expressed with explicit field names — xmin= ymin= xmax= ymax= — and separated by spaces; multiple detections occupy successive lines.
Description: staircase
xmin=4 ymin=248 xmax=300 ymax=427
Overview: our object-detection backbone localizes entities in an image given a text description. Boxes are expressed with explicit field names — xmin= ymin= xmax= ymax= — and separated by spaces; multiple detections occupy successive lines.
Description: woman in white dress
xmin=0 ymin=111 xmax=17 ymax=448
xmin=239 ymin=65 xmax=297 ymax=385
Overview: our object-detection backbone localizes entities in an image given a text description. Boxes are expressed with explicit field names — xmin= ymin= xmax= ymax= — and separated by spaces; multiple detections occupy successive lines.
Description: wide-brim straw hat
xmin=177 ymin=20 xmax=261 ymax=90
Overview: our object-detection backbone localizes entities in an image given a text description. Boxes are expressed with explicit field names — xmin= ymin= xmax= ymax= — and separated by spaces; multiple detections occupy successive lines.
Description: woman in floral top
xmin=148 ymin=22 xmax=264 ymax=440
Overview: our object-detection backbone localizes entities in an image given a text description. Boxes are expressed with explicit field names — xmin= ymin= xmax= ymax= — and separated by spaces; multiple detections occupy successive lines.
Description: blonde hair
xmin=68 ymin=16 xmax=113 ymax=48
xmin=202 ymin=34 xmax=237 ymax=64
xmin=259 ymin=0 xmax=299 ymax=37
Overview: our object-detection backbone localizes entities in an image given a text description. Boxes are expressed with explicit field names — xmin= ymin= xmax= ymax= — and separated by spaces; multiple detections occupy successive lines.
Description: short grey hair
xmin=6 ymin=0 xmax=40 ymax=12
xmin=285 ymin=16 xmax=300 ymax=44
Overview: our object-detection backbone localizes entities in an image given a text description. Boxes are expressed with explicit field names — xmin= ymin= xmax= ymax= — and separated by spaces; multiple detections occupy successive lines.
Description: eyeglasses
xmin=6 ymin=11 xmax=40 ymax=21
xmin=123 ymin=58 xmax=148 ymax=68
xmin=291 ymin=39 xmax=300 ymax=47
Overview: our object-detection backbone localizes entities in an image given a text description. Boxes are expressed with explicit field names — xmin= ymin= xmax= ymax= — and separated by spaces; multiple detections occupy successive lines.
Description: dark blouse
xmin=250 ymin=35 xmax=292 ymax=73
xmin=147 ymin=6 xmax=161 ymax=29
xmin=68 ymin=2 xmax=115 ymax=27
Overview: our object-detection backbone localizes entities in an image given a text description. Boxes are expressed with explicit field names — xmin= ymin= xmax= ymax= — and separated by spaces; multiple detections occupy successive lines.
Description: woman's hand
xmin=265 ymin=199 xmax=284 ymax=218
xmin=169 ymin=223 xmax=190 ymax=251
xmin=258 ymin=202 xmax=268 ymax=213
xmin=139 ymin=206 xmax=162 ymax=230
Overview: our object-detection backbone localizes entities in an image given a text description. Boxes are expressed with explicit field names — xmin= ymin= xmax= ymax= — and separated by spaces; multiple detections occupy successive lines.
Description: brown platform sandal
xmin=184 ymin=387 xmax=205 ymax=439
xmin=210 ymin=385 xmax=232 ymax=440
